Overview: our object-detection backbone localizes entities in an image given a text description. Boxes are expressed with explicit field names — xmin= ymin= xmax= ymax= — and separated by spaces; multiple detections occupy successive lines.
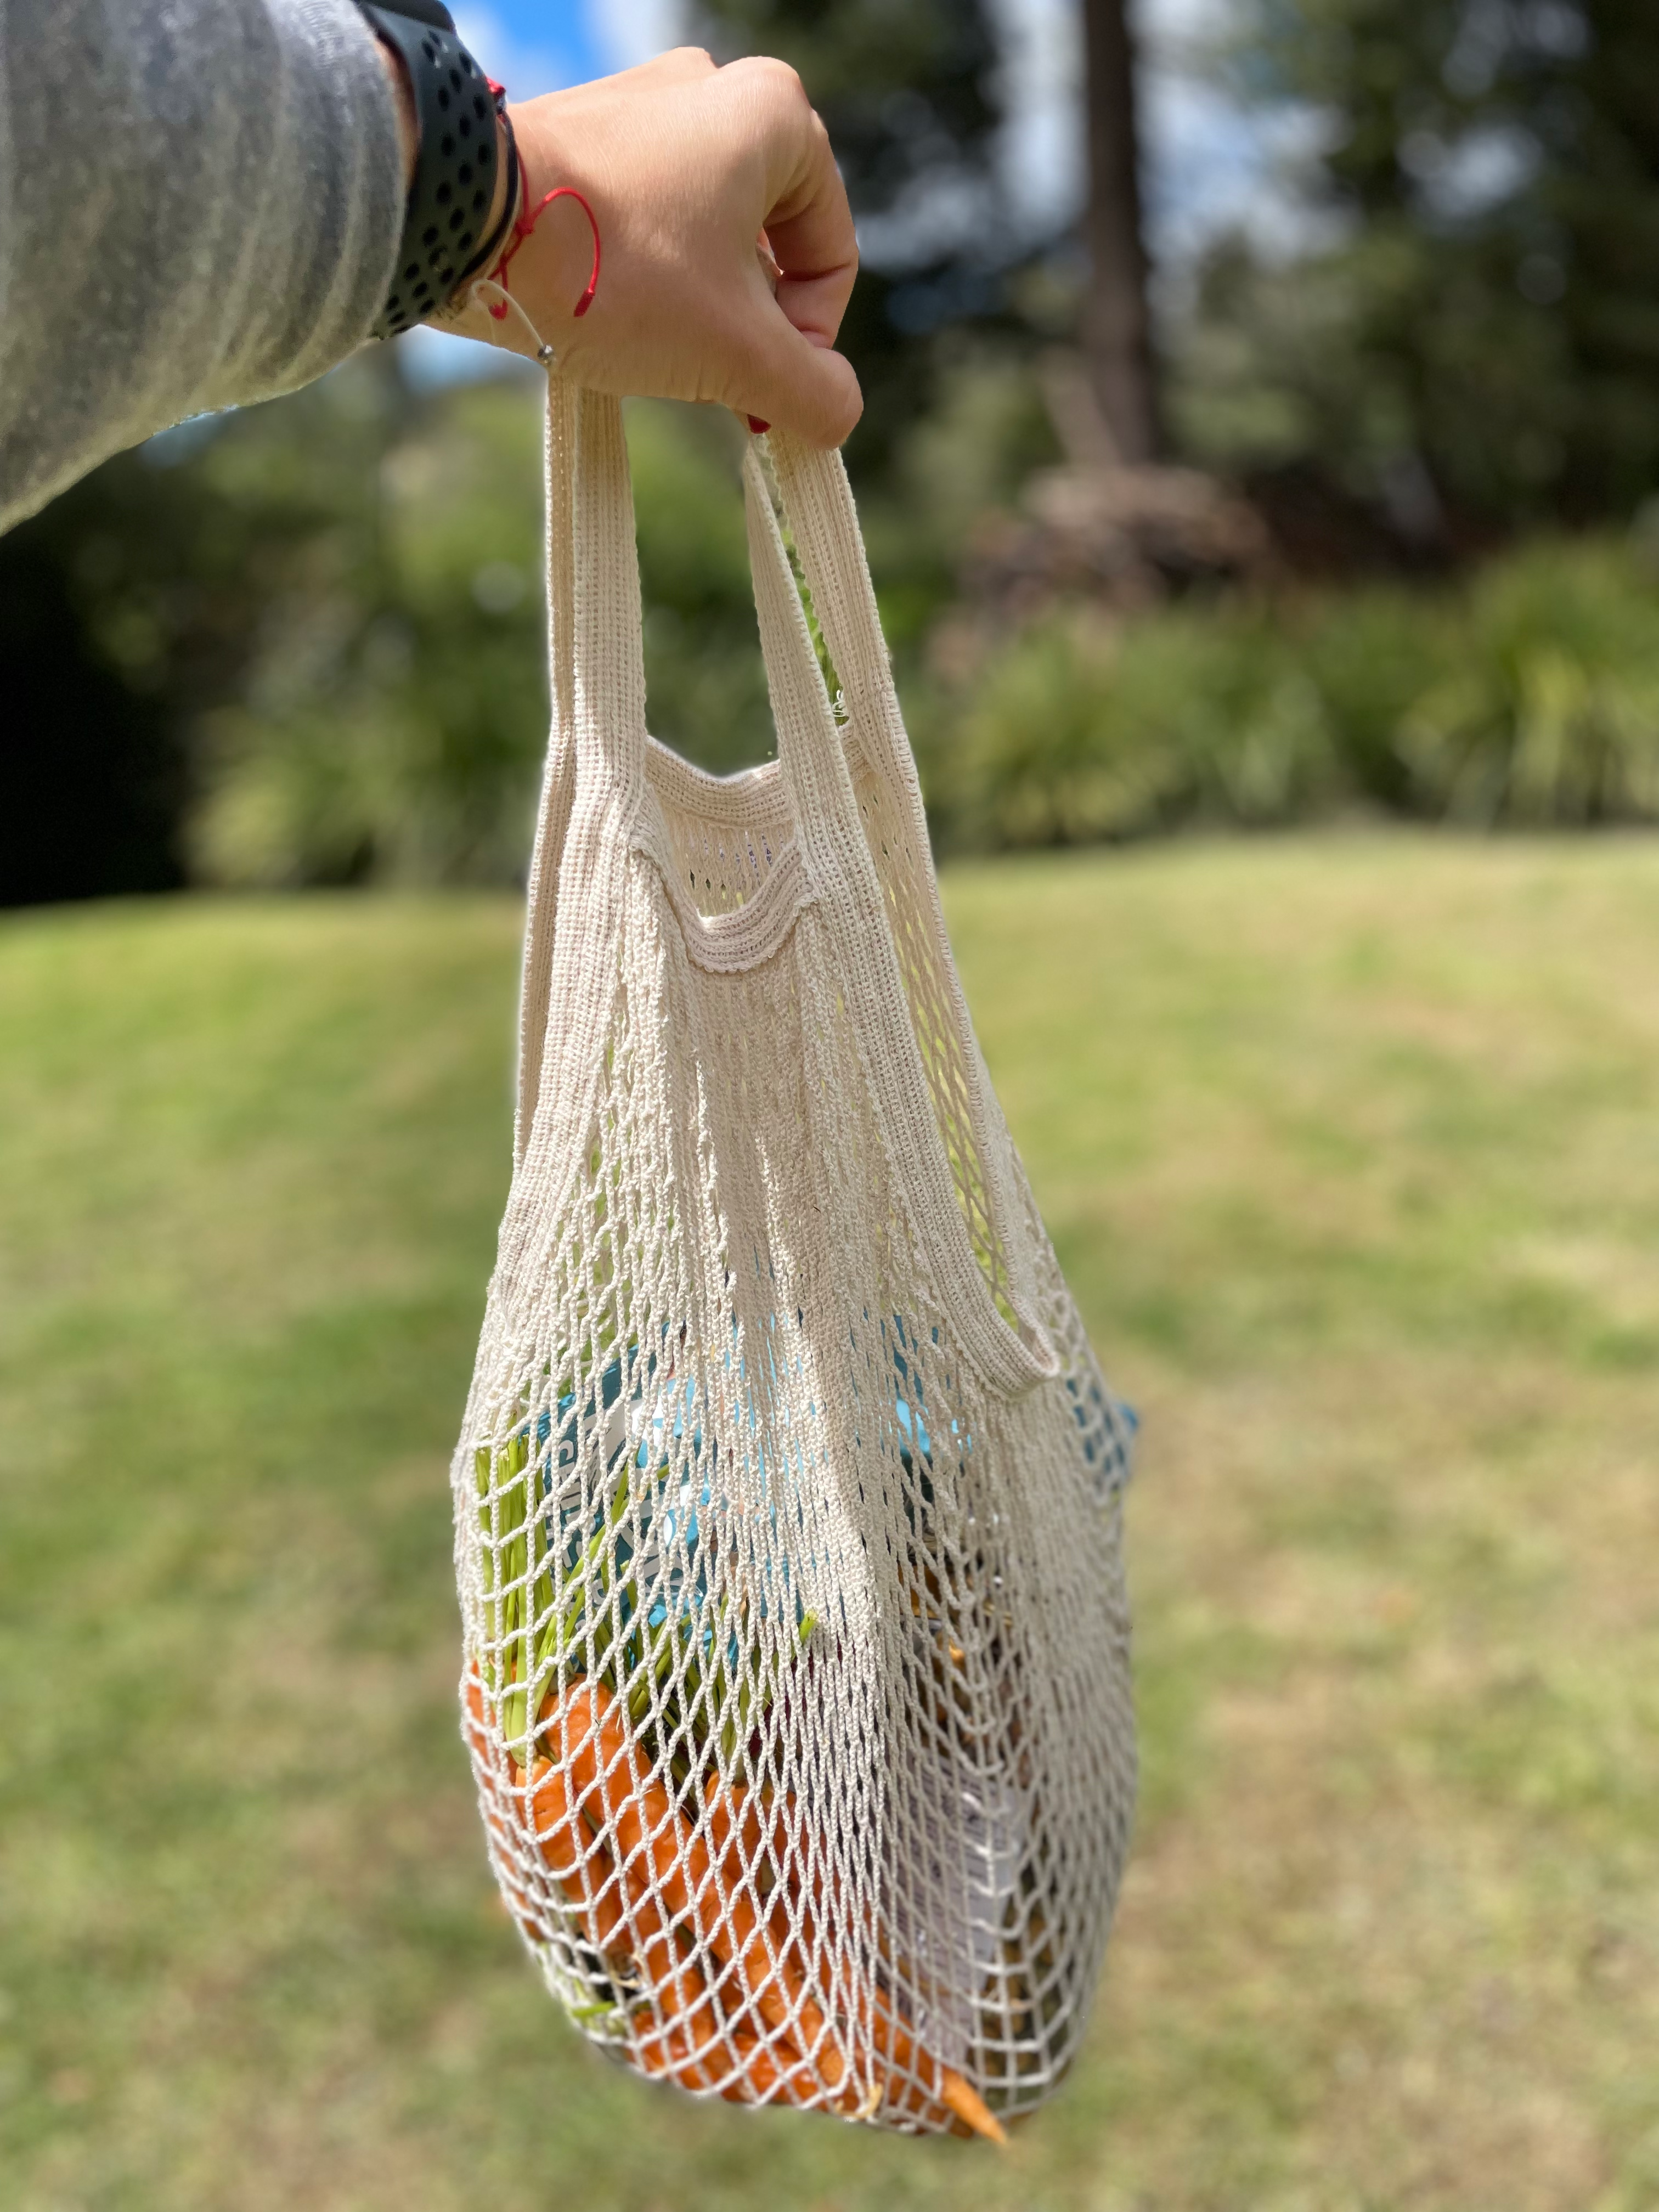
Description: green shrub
xmin=183 ymin=357 xmax=1659 ymax=884
xmin=188 ymin=366 xmax=550 ymax=888
xmin=938 ymin=609 xmax=1344 ymax=845
xmin=927 ymin=533 xmax=1659 ymax=848
xmin=1395 ymin=539 xmax=1659 ymax=826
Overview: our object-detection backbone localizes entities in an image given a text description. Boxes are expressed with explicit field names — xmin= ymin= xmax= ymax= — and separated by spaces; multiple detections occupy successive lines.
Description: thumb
xmin=735 ymin=302 xmax=863 ymax=449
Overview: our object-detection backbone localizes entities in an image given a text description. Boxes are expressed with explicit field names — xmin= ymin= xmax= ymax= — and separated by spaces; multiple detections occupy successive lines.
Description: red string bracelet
xmin=482 ymin=80 xmax=601 ymax=324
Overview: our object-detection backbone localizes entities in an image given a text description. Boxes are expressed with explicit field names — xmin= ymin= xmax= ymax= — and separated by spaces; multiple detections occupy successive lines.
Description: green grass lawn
xmin=2 ymin=837 xmax=1656 ymax=2212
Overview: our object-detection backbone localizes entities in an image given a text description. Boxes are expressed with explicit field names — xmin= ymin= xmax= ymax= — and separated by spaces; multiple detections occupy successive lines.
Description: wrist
xmin=490 ymin=98 xmax=592 ymax=301
xmin=476 ymin=104 xmax=515 ymax=279
xmin=374 ymin=34 xmax=419 ymax=192
xmin=356 ymin=2 xmax=506 ymax=338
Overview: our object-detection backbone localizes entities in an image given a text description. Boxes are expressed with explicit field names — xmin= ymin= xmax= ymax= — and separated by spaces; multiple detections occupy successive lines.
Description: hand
xmin=436 ymin=49 xmax=862 ymax=449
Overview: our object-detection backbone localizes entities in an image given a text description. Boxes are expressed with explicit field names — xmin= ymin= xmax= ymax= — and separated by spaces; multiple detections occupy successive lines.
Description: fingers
xmin=775 ymin=264 xmax=859 ymax=354
xmin=737 ymin=299 xmax=864 ymax=449
xmin=723 ymin=59 xmax=859 ymax=349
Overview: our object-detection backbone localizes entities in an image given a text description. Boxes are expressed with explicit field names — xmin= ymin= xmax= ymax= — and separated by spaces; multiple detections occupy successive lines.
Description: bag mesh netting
xmin=453 ymin=383 xmax=1137 ymax=2138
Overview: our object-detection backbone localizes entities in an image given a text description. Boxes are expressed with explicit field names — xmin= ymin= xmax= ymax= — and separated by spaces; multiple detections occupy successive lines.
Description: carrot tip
xmin=939 ymin=2067 xmax=1008 ymax=2147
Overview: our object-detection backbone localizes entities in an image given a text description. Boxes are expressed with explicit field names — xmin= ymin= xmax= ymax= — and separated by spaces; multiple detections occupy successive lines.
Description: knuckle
xmin=735 ymin=53 xmax=808 ymax=108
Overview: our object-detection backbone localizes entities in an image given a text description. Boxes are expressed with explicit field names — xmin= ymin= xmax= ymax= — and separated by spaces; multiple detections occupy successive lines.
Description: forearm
xmin=0 ymin=0 xmax=407 ymax=536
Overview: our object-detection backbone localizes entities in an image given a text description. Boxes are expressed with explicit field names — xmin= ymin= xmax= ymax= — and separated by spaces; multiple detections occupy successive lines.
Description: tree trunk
xmin=1081 ymin=0 xmax=1160 ymax=464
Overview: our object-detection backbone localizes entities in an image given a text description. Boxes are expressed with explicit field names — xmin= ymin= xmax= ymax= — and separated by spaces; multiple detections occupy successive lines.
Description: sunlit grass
xmin=2 ymin=837 xmax=1656 ymax=2211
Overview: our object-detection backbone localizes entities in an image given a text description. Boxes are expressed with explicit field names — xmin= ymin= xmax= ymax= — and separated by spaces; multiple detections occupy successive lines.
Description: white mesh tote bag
xmin=455 ymin=383 xmax=1137 ymax=2141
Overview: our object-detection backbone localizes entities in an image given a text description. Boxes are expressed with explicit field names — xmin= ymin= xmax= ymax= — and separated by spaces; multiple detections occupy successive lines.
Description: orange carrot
xmin=515 ymin=1756 xmax=630 ymax=1949
xmin=628 ymin=2023 xmax=725 ymax=2097
xmin=736 ymin=1798 xmax=1004 ymax=2144
xmin=703 ymin=1787 xmax=986 ymax=2132
xmin=464 ymin=1668 xmax=555 ymax=1942
xmin=859 ymin=1986 xmax=1005 ymax=2143
xmin=474 ymin=1666 xmax=1002 ymax=2141
xmin=701 ymin=1778 xmax=768 ymax=1884
xmin=523 ymin=1752 xmax=727 ymax=2058
xmin=461 ymin=1661 xmax=500 ymax=1765
xmin=558 ymin=1678 xmax=852 ymax=2094
xmin=630 ymin=2020 xmax=812 ymax=2105
xmin=467 ymin=1668 xmax=632 ymax=1969
xmin=700 ymin=1781 xmax=882 ymax=2115
xmin=752 ymin=1880 xmax=993 ymax=2137
xmin=472 ymin=1670 xmax=740 ymax=2074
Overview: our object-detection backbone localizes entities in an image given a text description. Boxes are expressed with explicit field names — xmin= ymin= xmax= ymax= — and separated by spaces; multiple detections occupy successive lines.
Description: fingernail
xmin=747 ymin=416 xmax=770 ymax=435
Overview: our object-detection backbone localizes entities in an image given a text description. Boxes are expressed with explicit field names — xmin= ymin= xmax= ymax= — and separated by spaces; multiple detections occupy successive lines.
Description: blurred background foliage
xmin=1190 ymin=0 xmax=1659 ymax=527
xmin=919 ymin=526 xmax=1659 ymax=844
xmin=7 ymin=0 xmax=1659 ymax=905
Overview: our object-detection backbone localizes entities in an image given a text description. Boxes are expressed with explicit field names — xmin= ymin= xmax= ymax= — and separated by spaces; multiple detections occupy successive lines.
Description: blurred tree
xmin=1 ymin=357 xmax=556 ymax=901
xmin=1192 ymin=0 xmax=1659 ymax=528
xmin=185 ymin=359 xmax=557 ymax=885
xmin=690 ymin=0 xmax=1003 ymax=239
xmin=1081 ymin=0 xmax=1161 ymax=461
xmin=1 ymin=479 xmax=185 ymax=905
xmin=0 ymin=370 xmax=395 ymax=906
xmin=693 ymin=0 xmax=1164 ymax=491
xmin=689 ymin=0 xmax=1022 ymax=472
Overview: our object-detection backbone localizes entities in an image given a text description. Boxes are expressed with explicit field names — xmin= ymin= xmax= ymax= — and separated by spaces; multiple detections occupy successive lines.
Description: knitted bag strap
xmin=566 ymin=390 xmax=650 ymax=802
xmin=743 ymin=442 xmax=1059 ymax=1396
xmin=510 ymin=387 xmax=648 ymax=1199
xmin=513 ymin=379 xmax=579 ymax=1165
xmin=520 ymin=394 xmax=1054 ymax=1391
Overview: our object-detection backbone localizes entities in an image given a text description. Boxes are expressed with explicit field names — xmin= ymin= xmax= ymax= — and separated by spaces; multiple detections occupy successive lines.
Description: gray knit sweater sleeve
xmin=0 ymin=0 xmax=405 ymax=535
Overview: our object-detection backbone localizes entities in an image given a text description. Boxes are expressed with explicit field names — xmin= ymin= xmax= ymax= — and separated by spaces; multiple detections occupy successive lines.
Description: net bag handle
xmin=742 ymin=442 xmax=1059 ymax=1396
xmin=505 ymin=387 xmax=653 ymax=1277
xmin=515 ymin=393 xmax=1056 ymax=1392
xmin=513 ymin=380 xmax=579 ymax=1165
